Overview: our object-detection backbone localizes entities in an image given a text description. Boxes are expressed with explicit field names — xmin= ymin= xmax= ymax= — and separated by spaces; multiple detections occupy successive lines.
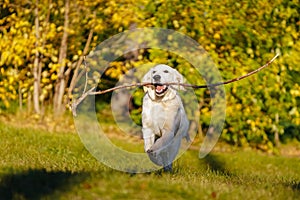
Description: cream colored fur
xmin=142 ymin=64 xmax=190 ymax=167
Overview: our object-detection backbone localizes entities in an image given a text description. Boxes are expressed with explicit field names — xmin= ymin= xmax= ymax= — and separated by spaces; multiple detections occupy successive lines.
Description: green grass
xmin=0 ymin=122 xmax=300 ymax=200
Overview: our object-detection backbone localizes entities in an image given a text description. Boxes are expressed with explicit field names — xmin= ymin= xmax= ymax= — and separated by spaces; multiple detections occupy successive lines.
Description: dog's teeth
xmin=155 ymin=85 xmax=167 ymax=94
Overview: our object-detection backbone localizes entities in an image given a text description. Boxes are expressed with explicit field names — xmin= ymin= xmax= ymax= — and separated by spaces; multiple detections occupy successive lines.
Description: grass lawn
xmin=0 ymin=121 xmax=299 ymax=200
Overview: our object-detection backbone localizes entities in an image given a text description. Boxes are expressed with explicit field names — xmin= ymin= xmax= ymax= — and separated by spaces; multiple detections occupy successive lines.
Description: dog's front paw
xmin=146 ymin=149 xmax=153 ymax=153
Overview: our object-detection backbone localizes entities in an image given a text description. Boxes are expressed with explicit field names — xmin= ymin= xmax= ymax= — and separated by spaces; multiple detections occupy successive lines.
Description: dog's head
xmin=142 ymin=64 xmax=185 ymax=101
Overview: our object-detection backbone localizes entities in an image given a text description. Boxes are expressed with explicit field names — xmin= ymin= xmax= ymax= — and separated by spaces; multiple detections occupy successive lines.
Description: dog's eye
xmin=152 ymin=70 xmax=156 ymax=74
xmin=163 ymin=70 xmax=169 ymax=73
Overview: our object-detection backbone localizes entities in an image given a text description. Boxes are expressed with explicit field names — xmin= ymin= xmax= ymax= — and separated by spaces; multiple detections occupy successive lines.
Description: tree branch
xmin=71 ymin=86 xmax=96 ymax=116
xmin=70 ymin=53 xmax=279 ymax=116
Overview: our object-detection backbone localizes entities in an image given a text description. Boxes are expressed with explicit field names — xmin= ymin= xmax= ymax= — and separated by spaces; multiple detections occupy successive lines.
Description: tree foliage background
xmin=0 ymin=0 xmax=299 ymax=150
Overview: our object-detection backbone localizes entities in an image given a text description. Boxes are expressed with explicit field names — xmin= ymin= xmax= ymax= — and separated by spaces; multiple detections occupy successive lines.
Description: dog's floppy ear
xmin=172 ymin=68 xmax=186 ymax=91
xmin=142 ymin=69 xmax=152 ymax=93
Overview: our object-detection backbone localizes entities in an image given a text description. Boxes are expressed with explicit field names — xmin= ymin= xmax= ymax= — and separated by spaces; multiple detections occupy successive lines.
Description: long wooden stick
xmin=71 ymin=54 xmax=279 ymax=116
xmin=90 ymin=53 xmax=279 ymax=94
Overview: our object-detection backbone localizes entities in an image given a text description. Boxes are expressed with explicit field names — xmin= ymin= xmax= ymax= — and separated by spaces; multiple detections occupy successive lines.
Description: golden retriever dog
xmin=142 ymin=64 xmax=190 ymax=171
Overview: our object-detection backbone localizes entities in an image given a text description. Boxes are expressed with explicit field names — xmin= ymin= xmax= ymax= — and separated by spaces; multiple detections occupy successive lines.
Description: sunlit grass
xmin=0 ymin=122 xmax=299 ymax=200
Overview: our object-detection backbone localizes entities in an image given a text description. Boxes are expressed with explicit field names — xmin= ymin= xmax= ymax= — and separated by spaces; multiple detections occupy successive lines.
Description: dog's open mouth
xmin=154 ymin=84 xmax=168 ymax=95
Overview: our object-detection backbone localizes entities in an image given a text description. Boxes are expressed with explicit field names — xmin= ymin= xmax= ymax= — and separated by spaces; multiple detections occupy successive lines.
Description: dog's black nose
xmin=153 ymin=75 xmax=161 ymax=82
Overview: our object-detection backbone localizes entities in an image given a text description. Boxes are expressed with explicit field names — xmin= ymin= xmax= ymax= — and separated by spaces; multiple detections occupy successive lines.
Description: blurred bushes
xmin=1 ymin=0 xmax=299 ymax=149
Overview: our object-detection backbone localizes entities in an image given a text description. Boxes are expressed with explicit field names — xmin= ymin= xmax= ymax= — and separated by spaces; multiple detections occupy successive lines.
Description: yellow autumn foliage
xmin=0 ymin=0 xmax=299 ymax=148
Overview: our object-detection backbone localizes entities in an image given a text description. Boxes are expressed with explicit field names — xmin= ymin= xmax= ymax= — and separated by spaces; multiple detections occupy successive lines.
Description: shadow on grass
xmin=202 ymin=154 xmax=246 ymax=185
xmin=0 ymin=169 xmax=89 ymax=200
xmin=289 ymin=181 xmax=300 ymax=192
xmin=203 ymin=153 xmax=300 ymax=195
xmin=203 ymin=154 xmax=232 ymax=176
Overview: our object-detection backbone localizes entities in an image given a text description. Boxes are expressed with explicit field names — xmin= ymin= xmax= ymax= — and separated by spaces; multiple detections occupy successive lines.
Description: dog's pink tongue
xmin=156 ymin=85 xmax=164 ymax=91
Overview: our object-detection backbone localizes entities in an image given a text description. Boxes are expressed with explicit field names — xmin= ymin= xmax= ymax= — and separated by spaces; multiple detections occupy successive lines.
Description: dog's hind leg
xmin=163 ymin=163 xmax=173 ymax=172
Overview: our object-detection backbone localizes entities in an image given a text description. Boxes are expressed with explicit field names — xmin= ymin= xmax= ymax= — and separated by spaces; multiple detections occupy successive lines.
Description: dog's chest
xmin=149 ymin=101 xmax=180 ymax=136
